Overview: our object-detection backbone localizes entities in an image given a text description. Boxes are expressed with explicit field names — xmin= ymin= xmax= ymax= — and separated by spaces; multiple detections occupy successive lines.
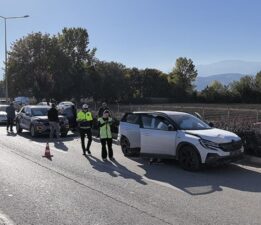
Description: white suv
xmin=118 ymin=111 xmax=244 ymax=171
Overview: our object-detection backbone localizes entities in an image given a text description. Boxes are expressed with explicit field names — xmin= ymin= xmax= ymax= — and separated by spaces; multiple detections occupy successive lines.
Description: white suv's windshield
xmin=169 ymin=114 xmax=211 ymax=130
xmin=31 ymin=108 xmax=49 ymax=116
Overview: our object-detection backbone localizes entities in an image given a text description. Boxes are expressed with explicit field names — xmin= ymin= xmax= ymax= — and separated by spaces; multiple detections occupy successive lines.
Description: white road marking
xmin=0 ymin=211 xmax=15 ymax=225
xmin=31 ymin=141 xmax=68 ymax=154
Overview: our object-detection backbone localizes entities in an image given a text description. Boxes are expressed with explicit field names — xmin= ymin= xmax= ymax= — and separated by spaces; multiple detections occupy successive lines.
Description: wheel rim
xmin=180 ymin=149 xmax=198 ymax=169
xmin=121 ymin=138 xmax=130 ymax=154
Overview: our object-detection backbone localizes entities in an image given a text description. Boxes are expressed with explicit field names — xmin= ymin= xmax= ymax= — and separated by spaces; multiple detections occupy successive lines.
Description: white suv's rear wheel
xmin=179 ymin=146 xmax=201 ymax=171
xmin=120 ymin=137 xmax=132 ymax=156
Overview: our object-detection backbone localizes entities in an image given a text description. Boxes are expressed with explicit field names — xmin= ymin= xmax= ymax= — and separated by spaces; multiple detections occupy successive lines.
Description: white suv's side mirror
xmin=168 ymin=124 xmax=174 ymax=131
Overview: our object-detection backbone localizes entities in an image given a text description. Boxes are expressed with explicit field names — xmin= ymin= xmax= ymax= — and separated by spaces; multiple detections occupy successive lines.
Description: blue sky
xmin=1 ymin=0 xmax=261 ymax=79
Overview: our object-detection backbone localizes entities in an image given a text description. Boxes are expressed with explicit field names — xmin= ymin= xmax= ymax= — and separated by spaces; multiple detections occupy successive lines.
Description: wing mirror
xmin=168 ymin=124 xmax=174 ymax=131
xmin=209 ymin=122 xmax=214 ymax=128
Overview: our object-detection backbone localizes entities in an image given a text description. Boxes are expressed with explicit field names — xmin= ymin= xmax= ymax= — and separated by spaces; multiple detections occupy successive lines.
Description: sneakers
xmin=109 ymin=157 xmax=115 ymax=161
xmin=102 ymin=158 xmax=108 ymax=161
xmin=86 ymin=150 xmax=91 ymax=155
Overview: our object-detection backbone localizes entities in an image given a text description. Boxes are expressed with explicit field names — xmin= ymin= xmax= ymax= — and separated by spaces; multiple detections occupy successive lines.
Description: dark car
xmin=16 ymin=105 xmax=69 ymax=137
xmin=57 ymin=104 xmax=77 ymax=130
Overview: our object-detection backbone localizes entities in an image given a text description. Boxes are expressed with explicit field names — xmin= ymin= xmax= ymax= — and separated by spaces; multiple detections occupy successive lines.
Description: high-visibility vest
xmin=77 ymin=111 xmax=93 ymax=129
xmin=98 ymin=117 xmax=113 ymax=139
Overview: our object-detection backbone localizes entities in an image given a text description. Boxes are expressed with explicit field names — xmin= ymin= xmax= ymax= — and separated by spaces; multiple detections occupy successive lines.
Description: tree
xmin=256 ymin=71 xmax=261 ymax=89
xmin=58 ymin=28 xmax=97 ymax=99
xmin=7 ymin=32 xmax=57 ymax=99
xmin=230 ymin=76 xmax=258 ymax=103
xmin=94 ymin=61 xmax=129 ymax=102
xmin=200 ymin=80 xmax=229 ymax=102
xmin=6 ymin=28 xmax=97 ymax=101
xmin=169 ymin=57 xmax=198 ymax=98
xmin=0 ymin=80 xmax=4 ymax=97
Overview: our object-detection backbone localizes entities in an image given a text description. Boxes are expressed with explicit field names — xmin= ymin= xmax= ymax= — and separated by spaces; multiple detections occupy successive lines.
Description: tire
xmin=16 ymin=121 xmax=22 ymax=134
xmin=30 ymin=125 xmax=36 ymax=138
xmin=120 ymin=136 xmax=133 ymax=156
xmin=178 ymin=145 xmax=201 ymax=171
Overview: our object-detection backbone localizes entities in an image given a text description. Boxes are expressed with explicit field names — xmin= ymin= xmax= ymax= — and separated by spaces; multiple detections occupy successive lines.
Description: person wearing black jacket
xmin=48 ymin=103 xmax=60 ymax=139
xmin=98 ymin=102 xmax=111 ymax=118
xmin=6 ymin=102 xmax=16 ymax=133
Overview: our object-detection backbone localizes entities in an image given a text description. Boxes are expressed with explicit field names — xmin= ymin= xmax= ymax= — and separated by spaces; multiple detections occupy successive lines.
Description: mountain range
xmin=195 ymin=60 xmax=261 ymax=90
xmin=195 ymin=73 xmax=249 ymax=91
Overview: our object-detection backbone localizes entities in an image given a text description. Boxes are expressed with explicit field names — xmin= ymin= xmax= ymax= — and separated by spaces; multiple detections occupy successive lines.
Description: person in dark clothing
xmin=71 ymin=104 xmax=77 ymax=129
xmin=77 ymin=104 xmax=93 ymax=155
xmin=98 ymin=110 xmax=114 ymax=161
xmin=97 ymin=102 xmax=111 ymax=118
xmin=6 ymin=102 xmax=16 ymax=133
xmin=48 ymin=103 xmax=60 ymax=139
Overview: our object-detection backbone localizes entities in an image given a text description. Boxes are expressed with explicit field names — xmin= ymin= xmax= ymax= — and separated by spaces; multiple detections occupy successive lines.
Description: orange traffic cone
xmin=43 ymin=142 xmax=53 ymax=158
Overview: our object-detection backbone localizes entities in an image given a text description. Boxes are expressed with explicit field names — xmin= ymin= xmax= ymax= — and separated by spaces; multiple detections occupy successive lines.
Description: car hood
xmin=184 ymin=128 xmax=240 ymax=143
xmin=32 ymin=115 xmax=65 ymax=121
xmin=0 ymin=111 xmax=7 ymax=116
xmin=31 ymin=116 xmax=48 ymax=121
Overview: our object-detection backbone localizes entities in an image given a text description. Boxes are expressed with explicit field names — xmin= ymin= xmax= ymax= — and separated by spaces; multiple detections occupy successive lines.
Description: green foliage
xmin=200 ymin=81 xmax=229 ymax=102
xmin=200 ymin=73 xmax=261 ymax=103
xmin=169 ymin=57 xmax=198 ymax=99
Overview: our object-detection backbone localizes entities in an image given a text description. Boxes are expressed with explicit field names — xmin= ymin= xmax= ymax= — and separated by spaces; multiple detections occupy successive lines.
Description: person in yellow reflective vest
xmin=98 ymin=110 xmax=114 ymax=161
xmin=77 ymin=104 xmax=93 ymax=155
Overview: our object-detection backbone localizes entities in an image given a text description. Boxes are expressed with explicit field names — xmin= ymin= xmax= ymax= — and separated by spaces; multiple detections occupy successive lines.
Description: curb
xmin=241 ymin=154 xmax=261 ymax=167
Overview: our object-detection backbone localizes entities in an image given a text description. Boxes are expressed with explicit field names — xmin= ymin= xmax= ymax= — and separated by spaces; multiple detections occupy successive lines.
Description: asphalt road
xmin=0 ymin=126 xmax=260 ymax=225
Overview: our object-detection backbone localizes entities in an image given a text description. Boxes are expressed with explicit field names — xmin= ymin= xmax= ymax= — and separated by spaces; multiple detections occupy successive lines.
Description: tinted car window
xmin=31 ymin=108 xmax=49 ymax=116
xmin=141 ymin=115 xmax=153 ymax=129
xmin=25 ymin=107 xmax=31 ymax=115
xmin=152 ymin=117 xmax=169 ymax=131
xmin=126 ymin=114 xmax=139 ymax=125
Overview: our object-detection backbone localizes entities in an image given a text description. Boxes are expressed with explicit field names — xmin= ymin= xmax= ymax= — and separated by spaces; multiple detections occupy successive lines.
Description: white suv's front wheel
xmin=178 ymin=146 xmax=201 ymax=171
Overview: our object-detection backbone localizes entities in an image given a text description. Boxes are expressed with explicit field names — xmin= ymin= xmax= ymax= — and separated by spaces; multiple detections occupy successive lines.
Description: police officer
xmin=98 ymin=110 xmax=114 ymax=161
xmin=77 ymin=104 xmax=93 ymax=155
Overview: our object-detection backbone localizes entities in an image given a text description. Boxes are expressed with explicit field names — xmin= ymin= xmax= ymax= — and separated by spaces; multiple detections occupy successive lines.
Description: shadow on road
xmin=84 ymin=155 xmax=147 ymax=185
xmin=131 ymin=158 xmax=261 ymax=195
xmin=54 ymin=141 xmax=69 ymax=151
xmin=6 ymin=132 xmax=17 ymax=137
xmin=16 ymin=131 xmax=78 ymax=144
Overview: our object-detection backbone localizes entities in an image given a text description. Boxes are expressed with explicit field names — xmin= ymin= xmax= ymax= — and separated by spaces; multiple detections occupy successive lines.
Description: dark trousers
xmin=80 ymin=128 xmax=92 ymax=153
xmin=101 ymin=138 xmax=113 ymax=159
xmin=7 ymin=118 xmax=14 ymax=132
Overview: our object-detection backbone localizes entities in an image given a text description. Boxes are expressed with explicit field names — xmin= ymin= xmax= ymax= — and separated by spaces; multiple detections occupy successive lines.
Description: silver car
xmin=16 ymin=105 xmax=69 ymax=137
xmin=0 ymin=105 xmax=8 ymax=124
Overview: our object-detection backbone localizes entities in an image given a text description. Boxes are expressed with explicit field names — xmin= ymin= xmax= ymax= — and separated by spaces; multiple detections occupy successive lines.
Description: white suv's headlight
xmin=199 ymin=139 xmax=220 ymax=150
